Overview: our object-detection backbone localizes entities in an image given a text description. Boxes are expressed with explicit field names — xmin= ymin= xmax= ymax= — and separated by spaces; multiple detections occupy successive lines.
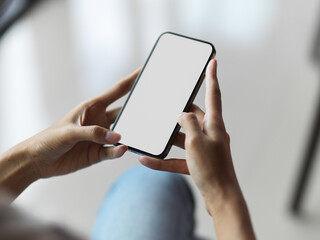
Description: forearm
xmin=0 ymin=143 xmax=38 ymax=203
xmin=205 ymin=184 xmax=256 ymax=240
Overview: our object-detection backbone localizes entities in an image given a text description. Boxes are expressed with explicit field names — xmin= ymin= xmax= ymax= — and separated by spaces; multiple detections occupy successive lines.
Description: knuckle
xmin=184 ymin=112 xmax=197 ymax=122
xmin=205 ymin=115 xmax=224 ymax=129
xmin=90 ymin=125 xmax=103 ymax=137
xmin=78 ymin=100 xmax=92 ymax=111
xmin=211 ymin=123 xmax=226 ymax=136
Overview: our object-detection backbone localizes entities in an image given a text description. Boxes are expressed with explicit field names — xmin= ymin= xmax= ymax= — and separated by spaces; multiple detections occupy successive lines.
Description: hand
xmin=139 ymin=60 xmax=236 ymax=208
xmin=139 ymin=60 xmax=255 ymax=239
xmin=21 ymin=68 xmax=140 ymax=179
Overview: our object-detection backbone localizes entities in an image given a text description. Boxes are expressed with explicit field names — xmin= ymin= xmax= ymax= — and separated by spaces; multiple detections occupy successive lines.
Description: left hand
xmin=21 ymin=68 xmax=140 ymax=179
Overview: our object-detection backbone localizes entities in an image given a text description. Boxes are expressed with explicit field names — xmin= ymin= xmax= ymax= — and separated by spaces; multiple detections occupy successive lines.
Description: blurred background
xmin=1 ymin=0 xmax=320 ymax=239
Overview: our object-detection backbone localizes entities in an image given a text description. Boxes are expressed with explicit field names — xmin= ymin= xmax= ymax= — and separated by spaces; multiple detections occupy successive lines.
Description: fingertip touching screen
xmin=112 ymin=32 xmax=214 ymax=158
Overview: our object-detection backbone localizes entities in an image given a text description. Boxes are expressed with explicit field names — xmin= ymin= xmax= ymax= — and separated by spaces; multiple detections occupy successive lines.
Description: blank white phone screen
xmin=113 ymin=33 xmax=213 ymax=157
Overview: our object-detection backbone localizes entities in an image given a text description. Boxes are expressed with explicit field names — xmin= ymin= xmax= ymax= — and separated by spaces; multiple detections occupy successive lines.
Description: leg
xmin=92 ymin=165 xmax=196 ymax=240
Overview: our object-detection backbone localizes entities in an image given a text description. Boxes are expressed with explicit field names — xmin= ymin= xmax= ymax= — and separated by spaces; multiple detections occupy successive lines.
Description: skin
xmin=139 ymin=59 xmax=256 ymax=240
xmin=0 ymin=60 xmax=255 ymax=239
xmin=0 ymin=68 xmax=140 ymax=202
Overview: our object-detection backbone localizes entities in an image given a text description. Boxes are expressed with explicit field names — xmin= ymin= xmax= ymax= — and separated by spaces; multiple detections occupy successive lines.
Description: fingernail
xmin=106 ymin=131 xmax=121 ymax=142
xmin=114 ymin=145 xmax=128 ymax=157
xmin=138 ymin=156 xmax=147 ymax=164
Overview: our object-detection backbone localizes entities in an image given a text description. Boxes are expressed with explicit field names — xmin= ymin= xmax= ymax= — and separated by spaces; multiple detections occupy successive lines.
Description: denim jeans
xmin=92 ymin=165 xmax=200 ymax=240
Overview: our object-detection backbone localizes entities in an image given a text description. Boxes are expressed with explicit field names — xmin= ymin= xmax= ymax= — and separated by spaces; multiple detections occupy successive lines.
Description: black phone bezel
xmin=111 ymin=31 xmax=216 ymax=159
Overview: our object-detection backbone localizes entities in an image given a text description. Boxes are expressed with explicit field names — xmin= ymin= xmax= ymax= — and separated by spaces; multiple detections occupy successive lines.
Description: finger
xmin=189 ymin=104 xmax=205 ymax=124
xmin=70 ymin=125 xmax=121 ymax=145
xmin=173 ymin=131 xmax=185 ymax=149
xmin=205 ymin=59 xmax=222 ymax=119
xmin=98 ymin=68 xmax=141 ymax=106
xmin=226 ymin=132 xmax=231 ymax=144
xmin=100 ymin=145 xmax=128 ymax=160
xmin=178 ymin=112 xmax=202 ymax=141
xmin=139 ymin=156 xmax=189 ymax=174
xmin=106 ymin=107 xmax=121 ymax=125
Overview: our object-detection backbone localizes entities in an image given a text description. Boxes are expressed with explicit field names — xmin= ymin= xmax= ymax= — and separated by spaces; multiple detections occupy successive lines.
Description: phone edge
xmin=112 ymin=32 xmax=216 ymax=159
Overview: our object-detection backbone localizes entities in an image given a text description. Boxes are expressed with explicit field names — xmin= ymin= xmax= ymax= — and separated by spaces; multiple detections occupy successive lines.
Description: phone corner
xmin=154 ymin=147 xmax=171 ymax=159
xmin=208 ymin=42 xmax=216 ymax=57
xmin=154 ymin=152 xmax=169 ymax=159
xmin=158 ymin=31 xmax=173 ymax=40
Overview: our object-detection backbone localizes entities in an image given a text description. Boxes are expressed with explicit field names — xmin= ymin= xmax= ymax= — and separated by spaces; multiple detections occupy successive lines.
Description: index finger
xmin=139 ymin=156 xmax=189 ymax=174
xmin=205 ymin=59 xmax=222 ymax=119
xmin=98 ymin=68 xmax=141 ymax=106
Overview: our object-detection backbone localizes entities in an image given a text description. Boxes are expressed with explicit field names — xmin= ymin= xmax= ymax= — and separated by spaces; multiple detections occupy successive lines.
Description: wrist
xmin=202 ymin=180 xmax=256 ymax=240
xmin=202 ymin=178 xmax=242 ymax=216
xmin=0 ymin=143 xmax=39 ymax=202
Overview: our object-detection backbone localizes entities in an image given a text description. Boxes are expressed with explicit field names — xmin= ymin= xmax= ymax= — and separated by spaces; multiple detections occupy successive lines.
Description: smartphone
xmin=112 ymin=32 xmax=215 ymax=158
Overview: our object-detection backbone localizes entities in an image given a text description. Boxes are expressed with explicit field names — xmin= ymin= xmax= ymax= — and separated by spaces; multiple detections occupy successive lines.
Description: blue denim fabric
xmin=92 ymin=165 xmax=197 ymax=240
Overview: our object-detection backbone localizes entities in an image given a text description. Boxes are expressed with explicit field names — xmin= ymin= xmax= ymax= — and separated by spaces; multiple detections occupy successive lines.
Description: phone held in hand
xmin=112 ymin=32 xmax=215 ymax=159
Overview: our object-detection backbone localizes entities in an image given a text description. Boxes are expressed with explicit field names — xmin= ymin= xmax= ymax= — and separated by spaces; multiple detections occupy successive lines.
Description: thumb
xmin=70 ymin=125 xmax=121 ymax=144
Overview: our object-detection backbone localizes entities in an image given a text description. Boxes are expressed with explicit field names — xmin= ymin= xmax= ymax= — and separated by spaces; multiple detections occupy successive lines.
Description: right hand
xmin=139 ymin=59 xmax=239 ymax=213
